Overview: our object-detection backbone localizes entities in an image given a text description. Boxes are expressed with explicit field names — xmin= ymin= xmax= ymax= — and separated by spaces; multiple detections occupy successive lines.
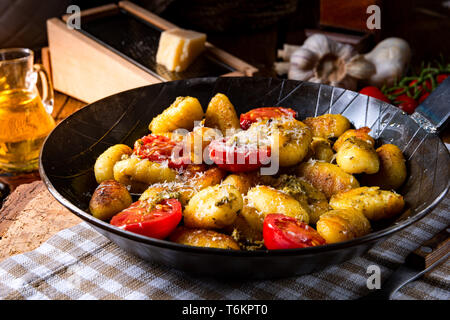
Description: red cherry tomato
xmin=395 ymin=94 xmax=419 ymax=114
xmin=208 ymin=138 xmax=271 ymax=172
xmin=110 ymin=199 xmax=182 ymax=239
xmin=134 ymin=134 xmax=189 ymax=169
xmin=359 ymin=86 xmax=391 ymax=103
xmin=437 ymin=74 xmax=449 ymax=84
xmin=239 ymin=107 xmax=297 ymax=130
xmin=409 ymin=79 xmax=432 ymax=95
xmin=263 ymin=214 xmax=326 ymax=250
xmin=418 ymin=92 xmax=430 ymax=104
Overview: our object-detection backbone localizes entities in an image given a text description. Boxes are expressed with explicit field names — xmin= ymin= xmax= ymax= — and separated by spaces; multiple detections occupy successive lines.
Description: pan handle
xmin=410 ymin=77 xmax=450 ymax=134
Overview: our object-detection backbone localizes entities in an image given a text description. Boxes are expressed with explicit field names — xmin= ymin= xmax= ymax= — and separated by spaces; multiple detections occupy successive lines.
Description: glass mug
xmin=0 ymin=48 xmax=55 ymax=173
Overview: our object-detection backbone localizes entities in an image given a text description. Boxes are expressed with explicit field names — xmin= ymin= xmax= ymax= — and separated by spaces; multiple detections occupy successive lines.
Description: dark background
xmin=0 ymin=0 xmax=449 ymax=75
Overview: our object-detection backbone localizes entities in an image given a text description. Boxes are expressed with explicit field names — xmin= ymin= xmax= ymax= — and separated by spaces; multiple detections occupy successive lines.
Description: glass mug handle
xmin=33 ymin=64 xmax=54 ymax=114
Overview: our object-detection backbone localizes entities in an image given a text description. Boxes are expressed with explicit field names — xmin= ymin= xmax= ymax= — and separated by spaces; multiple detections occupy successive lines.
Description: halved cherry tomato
xmin=134 ymin=134 xmax=189 ymax=169
xmin=263 ymin=214 xmax=326 ymax=250
xmin=359 ymin=86 xmax=391 ymax=103
xmin=110 ymin=199 xmax=182 ymax=239
xmin=395 ymin=94 xmax=419 ymax=114
xmin=208 ymin=138 xmax=271 ymax=172
xmin=239 ymin=107 xmax=297 ymax=130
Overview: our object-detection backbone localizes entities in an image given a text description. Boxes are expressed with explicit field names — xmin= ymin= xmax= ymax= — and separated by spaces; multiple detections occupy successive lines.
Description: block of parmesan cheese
xmin=156 ymin=28 xmax=207 ymax=72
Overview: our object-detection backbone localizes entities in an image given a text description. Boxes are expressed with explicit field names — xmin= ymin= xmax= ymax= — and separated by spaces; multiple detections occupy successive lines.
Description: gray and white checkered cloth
xmin=0 ymin=196 xmax=448 ymax=300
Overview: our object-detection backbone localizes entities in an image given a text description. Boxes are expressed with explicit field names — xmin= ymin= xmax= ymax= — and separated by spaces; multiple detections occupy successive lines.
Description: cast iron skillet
xmin=40 ymin=77 xmax=450 ymax=279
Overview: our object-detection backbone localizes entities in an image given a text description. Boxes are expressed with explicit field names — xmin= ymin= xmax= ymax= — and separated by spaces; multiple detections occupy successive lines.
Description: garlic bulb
xmin=364 ymin=37 xmax=411 ymax=87
xmin=286 ymin=34 xmax=376 ymax=90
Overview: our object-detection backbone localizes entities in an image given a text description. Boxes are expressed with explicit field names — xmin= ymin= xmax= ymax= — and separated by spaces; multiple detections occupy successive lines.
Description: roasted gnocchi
xmin=89 ymin=93 xmax=410 ymax=251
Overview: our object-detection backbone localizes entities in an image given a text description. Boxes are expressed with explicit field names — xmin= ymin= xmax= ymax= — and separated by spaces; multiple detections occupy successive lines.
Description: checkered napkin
xmin=0 ymin=197 xmax=449 ymax=300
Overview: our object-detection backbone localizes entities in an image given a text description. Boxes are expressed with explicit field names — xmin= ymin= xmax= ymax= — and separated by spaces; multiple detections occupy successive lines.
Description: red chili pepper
xmin=359 ymin=86 xmax=391 ymax=103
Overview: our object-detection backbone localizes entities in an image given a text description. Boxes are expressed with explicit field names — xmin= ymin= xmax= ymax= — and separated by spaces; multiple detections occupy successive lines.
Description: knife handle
xmin=405 ymin=226 xmax=450 ymax=270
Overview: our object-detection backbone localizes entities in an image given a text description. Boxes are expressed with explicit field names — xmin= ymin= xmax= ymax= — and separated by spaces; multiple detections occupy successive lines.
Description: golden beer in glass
xmin=0 ymin=48 xmax=55 ymax=173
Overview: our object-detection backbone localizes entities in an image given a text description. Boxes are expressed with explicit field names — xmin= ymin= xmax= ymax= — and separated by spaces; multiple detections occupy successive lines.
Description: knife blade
xmin=361 ymin=226 xmax=450 ymax=300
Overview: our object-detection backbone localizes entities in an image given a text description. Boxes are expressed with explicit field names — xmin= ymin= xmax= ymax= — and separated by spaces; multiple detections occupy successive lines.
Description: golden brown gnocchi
xmin=268 ymin=174 xmax=329 ymax=224
xmin=170 ymin=227 xmax=240 ymax=250
xmin=296 ymin=161 xmax=360 ymax=199
xmin=222 ymin=172 xmax=259 ymax=195
xmin=89 ymin=180 xmax=132 ymax=221
xmin=363 ymin=144 xmax=407 ymax=190
xmin=113 ymin=157 xmax=177 ymax=192
xmin=335 ymin=136 xmax=380 ymax=174
xmin=304 ymin=114 xmax=351 ymax=139
xmin=310 ymin=137 xmax=334 ymax=163
xmin=94 ymin=144 xmax=132 ymax=183
xmin=183 ymin=184 xmax=243 ymax=229
xmin=149 ymin=96 xmax=204 ymax=133
xmin=333 ymin=127 xmax=375 ymax=152
xmin=204 ymin=93 xmax=240 ymax=134
xmin=91 ymin=93 xmax=411 ymax=250
xmin=316 ymin=209 xmax=371 ymax=244
xmin=261 ymin=118 xmax=312 ymax=167
xmin=329 ymin=186 xmax=405 ymax=221
xmin=246 ymin=185 xmax=310 ymax=224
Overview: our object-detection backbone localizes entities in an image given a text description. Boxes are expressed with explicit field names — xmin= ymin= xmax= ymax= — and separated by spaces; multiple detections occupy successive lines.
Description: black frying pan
xmin=39 ymin=77 xmax=450 ymax=279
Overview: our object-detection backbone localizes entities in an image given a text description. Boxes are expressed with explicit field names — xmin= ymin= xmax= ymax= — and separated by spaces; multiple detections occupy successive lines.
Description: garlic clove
xmin=290 ymin=47 xmax=319 ymax=70
xmin=278 ymin=44 xmax=302 ymax=61
xmin=335 ymin=44 xmax=356 ymax=62
xmin=364 ymin=37 xmax=411 ymax=87
xmin=274 ymin=62 xmax=290 ymax=76
xmin=302 ymin=34 xmax=331 ymax=58
xmin=345 ymin=55 xmax=376 ymax=80
xmin=288 ymin=67 xmax=313 ymax=81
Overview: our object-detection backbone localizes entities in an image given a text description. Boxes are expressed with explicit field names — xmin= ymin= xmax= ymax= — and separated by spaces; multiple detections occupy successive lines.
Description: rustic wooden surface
xmin=0 ymin=181 xmax=81 ymax=261
xmin=0 ymin=92 xmax=85 ymax=262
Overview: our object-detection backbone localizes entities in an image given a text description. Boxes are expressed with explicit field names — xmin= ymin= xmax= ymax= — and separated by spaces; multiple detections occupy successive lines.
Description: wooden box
xmin=46 ymin=1 xmax=258 ymax=103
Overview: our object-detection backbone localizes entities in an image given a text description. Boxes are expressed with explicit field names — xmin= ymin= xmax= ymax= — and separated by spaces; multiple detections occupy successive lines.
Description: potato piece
xmin=335 ymin=137 xmax=380 ymax=174
xmin=149 ymin=96 xmax=204 ymax=133
xmin=329 ymin=186 xmax=405 ymax=221
xmin=246 ymin=185 xmax=309 ymax=224
xmin=303 ymin=114 xmax=351 ymax=139
xmin=222 ymin=172 xmax=258 ymax=195
xmin=113 ymin=157 xmax=177 ymax=192
xmin=204 ymin=93 xmax=240 ymax=135
xmin=184 ymin=184 xmax=243 ymax=229
xmin=363 ymin=144 xmax=407 ymax=190
xmin=310 ymin=137 xmax=334 ymax=162
xmin=170 ymin=227 xmax=240 ymax=250
xmin=94 ymin=144 xmax=132 ymax=183
xmin=316 ymin=209 xmax=371 ymax=244
xmin=89 ymin=180 xmax=132 ymax=221
xmin=333 ymin=127 xmax=375 ymax=151
xmin=297 ymin=161 xmax=360 ymax=199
